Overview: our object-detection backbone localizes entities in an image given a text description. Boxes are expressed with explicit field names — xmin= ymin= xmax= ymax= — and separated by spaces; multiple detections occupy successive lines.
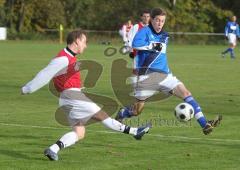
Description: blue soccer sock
xmin=222 ymin=48 xmax=231 ymax=54
xmin=230 ymin=48 xmax=235 ymax=58
xmin=184 ymin=96 xmax=207 ymax=128
xmin=120 ymin=106 xmax=134 ymax=118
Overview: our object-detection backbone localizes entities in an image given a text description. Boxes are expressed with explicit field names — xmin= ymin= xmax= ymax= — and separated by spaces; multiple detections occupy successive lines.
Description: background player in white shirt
xmin=119 ymin=19 xmax=133 ymax=45
xmin=21 ymin=30 xmax=151 ymax=161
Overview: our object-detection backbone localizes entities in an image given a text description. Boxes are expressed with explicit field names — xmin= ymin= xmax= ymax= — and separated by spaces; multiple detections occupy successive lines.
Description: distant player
xmin=221 ymin=15 xmax=240 ymax=59
xmin=128 ymin=10 xmax=151 ymax=59
xmin=115 ymin=8 xmax=222 ymax=135
xmin=128 ymin=10 xmax=150 ymax=75
xmin=119 ymin=19 xmax=133 ymax=53
xmin=21 ymin=30 xmax=151 ymax=161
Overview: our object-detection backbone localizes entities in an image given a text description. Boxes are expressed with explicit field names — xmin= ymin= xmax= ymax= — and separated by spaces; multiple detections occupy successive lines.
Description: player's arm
xmin=128 ymin=24 xmax=138 ymax=47
xmin=224 ymin=22 xmax=229 ymax=39
xmin=132 ymin=29 xmax=161 ymax=52
xmin=21 ymin=57 xmax=69 ymax=94
xmin=132 ymin=28 xmax=150 ymax=50
xmin=122 ymin=25 xmax=128 ymax=43
xmin=237 ymin=24 xmax=240 ymax=38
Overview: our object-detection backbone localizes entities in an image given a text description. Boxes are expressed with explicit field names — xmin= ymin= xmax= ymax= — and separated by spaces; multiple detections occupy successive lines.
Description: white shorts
xmin=228 ymin=33 xmax=237 ymax=46
xmin=59 ymin=89 xmax=101 ymax=126
xmin=134 ymin=72 xmax=182 ymax=100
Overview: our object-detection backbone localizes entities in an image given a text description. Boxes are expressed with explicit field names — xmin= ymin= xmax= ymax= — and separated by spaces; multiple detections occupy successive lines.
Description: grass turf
xmin=0 ymin=40 xmax=240 ymax=169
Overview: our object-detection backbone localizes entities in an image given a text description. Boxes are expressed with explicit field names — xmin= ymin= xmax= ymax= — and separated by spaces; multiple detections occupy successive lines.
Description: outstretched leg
xmin=44 ymin=124 xmax=85 ymax=161
xmin=115 ymin=100 xmax=145 ymax=122
xmin=93 ymin=110 xmax=151 ymax=140
xmin=222 ymin=42 xmax=236 ymax=59
xmin=173 ymin=83 xmax=222 ymax=135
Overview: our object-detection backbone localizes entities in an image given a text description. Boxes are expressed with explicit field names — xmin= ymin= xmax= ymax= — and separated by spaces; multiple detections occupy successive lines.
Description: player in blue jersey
xmin=115 ymin=8 xmax=222 ymax=135
xmin=222 ymin=15 xmax=240 ymax=58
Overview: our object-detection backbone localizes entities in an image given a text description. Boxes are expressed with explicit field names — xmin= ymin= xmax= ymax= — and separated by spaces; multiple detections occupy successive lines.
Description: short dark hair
xmin=150 ymin=8 xmax=166 ymax=19
xmin=66 ymin=29 xmax=86 ymax=45
xmin=140 ymin=9 xmax=150 ymax=16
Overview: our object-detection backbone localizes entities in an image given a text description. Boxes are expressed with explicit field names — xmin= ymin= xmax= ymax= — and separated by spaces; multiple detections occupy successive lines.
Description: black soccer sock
xmin=56 ymin=140 xmax=64 ymax=149
xmin=123 ymin=126 xmax=130 ymax=134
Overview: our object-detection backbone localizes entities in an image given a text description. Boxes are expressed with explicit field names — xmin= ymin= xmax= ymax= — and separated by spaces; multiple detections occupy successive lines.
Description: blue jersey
xmin=225 ymin=21 xmax=240 ymax=37
xmin=132 ymin=24 xmax=170 ymax=75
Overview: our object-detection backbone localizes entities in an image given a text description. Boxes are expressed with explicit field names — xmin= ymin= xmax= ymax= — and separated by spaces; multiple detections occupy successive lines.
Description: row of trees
xmin=0 ymin=0 xmax=237 ymax=36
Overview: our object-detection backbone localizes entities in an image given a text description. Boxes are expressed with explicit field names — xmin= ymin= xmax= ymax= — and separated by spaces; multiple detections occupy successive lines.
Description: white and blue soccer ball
xmin=174 ymin=103 xmax=194 ymax=122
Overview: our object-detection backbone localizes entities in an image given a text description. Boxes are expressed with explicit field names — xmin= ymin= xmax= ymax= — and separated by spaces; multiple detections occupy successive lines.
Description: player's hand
xmin=129 ymin=52 xmax=135 ymax=59
xmin=152 ymin=42 xmax=162 ymax=52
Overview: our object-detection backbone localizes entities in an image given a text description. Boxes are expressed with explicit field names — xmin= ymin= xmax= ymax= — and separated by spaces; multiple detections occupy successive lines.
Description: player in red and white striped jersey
xmin=21 ymin=30 xmax=151 ymax=161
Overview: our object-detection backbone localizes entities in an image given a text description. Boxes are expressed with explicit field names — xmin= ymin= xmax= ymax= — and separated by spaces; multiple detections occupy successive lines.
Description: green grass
xmin=0 ymin=40 xmax=240 ymax=169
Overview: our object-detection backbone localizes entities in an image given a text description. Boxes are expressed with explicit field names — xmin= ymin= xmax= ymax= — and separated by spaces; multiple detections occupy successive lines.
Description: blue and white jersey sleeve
xmin=237 ymin=24 xmax=240 ymax=37
xmin=132 ymin=28 xmax=153 ymax=51
xmin=224 ymin=22 xmax=229 ymax=36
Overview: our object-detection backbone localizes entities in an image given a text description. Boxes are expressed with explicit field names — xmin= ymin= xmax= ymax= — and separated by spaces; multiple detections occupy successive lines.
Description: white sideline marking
xmin=0 ymin=122 xmax=240 ymax=143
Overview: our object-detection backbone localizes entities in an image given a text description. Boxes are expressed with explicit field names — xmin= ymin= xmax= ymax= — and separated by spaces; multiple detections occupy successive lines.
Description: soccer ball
xmin=174 ymin=103 xmax=194 ymax=122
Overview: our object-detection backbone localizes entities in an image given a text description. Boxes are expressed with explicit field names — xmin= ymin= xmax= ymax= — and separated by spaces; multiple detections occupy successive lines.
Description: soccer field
xmin=0 ymin=41 xmax=240 ymax=170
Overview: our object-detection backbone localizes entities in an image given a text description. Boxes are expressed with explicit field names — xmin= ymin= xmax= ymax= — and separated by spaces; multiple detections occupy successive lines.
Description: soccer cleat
xmin=221 ymin=52 xmax=225 ymax=58
xmin=202 ymin=123 xmax=213 ymax=135
xmin=134 ymin=123 xmax=152 ymax=140
xmin=208 ymin=115 xmax=222 ymax=128
xmin=44 ymin=148 xmax=58 ymax=161
xmin=115 ymin=108 xmax=125 ymax=122
xmin=203 ymin=115 xmax=222 ymax=135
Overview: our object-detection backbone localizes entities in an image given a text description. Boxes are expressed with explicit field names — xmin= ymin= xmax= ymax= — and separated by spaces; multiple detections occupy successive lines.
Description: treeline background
xmin=0 ymin=0 xmax=239 ymax=40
